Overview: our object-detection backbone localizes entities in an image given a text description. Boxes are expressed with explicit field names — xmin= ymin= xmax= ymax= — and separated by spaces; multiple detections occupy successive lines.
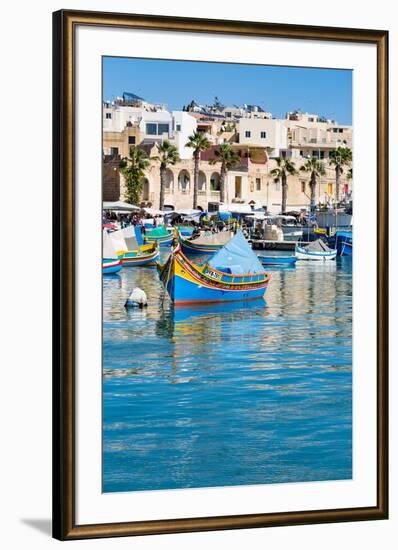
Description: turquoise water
xmin=103 ymin=253 xmax=352 ymax=492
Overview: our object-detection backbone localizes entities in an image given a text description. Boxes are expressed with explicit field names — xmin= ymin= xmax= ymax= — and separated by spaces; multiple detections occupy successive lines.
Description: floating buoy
xmin=125 ymin=288 xmax=148 ymax=309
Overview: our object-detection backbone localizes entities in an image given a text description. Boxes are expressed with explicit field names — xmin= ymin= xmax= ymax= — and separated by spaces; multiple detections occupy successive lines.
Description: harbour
xmin=103 ymin=246 xmax=352 ymax=492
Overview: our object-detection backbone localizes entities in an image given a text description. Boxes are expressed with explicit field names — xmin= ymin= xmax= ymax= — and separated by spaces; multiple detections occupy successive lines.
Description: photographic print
xmin=102 ymin=57 xmax=354 ymax=493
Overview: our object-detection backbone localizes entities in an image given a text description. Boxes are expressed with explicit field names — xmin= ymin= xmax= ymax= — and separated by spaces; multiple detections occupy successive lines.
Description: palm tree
xmin=119 ymin=146 xmax=150 ymax=206
xmin=300 ymin=157 xmax=326 ymax=213
xmin=153 ymin=140 xmax=180 ymax=210
xmin=330 ymin=147 xmax=352 ymax=204
xmin=209 ymin=143 xmax=240 ymax=203
xmin=270 ymin=157 xmax=297 ymax=214
xmin=186 ymin=131 xmax=211 ymax=209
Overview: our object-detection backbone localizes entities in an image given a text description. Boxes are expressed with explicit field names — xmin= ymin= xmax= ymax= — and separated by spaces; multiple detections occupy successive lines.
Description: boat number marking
xmin=207 ymin=269 xmax=222 ymax=280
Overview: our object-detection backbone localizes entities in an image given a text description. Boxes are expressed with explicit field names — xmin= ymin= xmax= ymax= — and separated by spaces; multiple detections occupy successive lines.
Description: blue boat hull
xmin=328 ymin=231 xmax=352 ymax=256
xmin=103 ymin=260 xmax=122 ymax=274
xmin=258 ymin=256 xmax=297 ymax=266
xmin=167 ymin=273 xmax=268 ymax=304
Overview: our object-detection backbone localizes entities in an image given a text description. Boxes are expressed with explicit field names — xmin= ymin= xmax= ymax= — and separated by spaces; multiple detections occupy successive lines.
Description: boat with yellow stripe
xmin=106 ymin=226 xmax=159 ymax=267
xmin=145 ymin=225 xmax=174 ymax=247
xmin=158 ymin=231 xmax=270 ymax=305
xmin=180 ymin=230 xmax=232 ymax=255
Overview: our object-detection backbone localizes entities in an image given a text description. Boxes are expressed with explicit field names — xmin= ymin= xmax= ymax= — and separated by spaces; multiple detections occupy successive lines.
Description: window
xmin=146 ymin=122 xmax=170 ymax=135
xmin=176 ymin=124 xmax=181 ymax=132
xmin=128 ymin=136 xmax=136 ymax=145
xmin=260 ymin=131 xmax=267 ymax=139
xmin=110 ymin=147 xmax=119 ymax=157
xmin=105 ymin=112 xmax=112 ymax=119
xmin=328 ymin=183 xmax=333 ymax=195
xmin=300 ymin=150 xmax=304 ymax=157
xmin=245 ymin=130 xmax=251 ymax=138
xmin=255 ymin=178 xmax=261 ymax=191
xmin=301 ymin=181 xmax=306 ymax=193
xmin=312 ymin=150 xmax=319 ymax=158
xmin=320 ymin=151 xmax=325 ymax=159
xmin=158 ymin=123 xmax=169 ymax=135
xmin=225 ymin=112 xmax=232 ymax=118
xmin=146 ymin=123 xmax=157 ymax=135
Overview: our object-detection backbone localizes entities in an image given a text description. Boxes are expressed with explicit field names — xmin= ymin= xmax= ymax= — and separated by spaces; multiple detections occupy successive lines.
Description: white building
xmin=237 ymin=118 xmax=288 ymax=156
xmin=171 ymin=112 xmax=197 ymax=159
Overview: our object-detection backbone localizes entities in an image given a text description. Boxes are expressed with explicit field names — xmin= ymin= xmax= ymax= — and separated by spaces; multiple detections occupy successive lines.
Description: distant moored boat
xmin=258 ymin=255 xmax=297 ymax=266
xmin=180 ymin=230 xmax=233 ymax=255
xmin=295 ymin=239 xmax=337 ymax=261
xmin=145 ymin=225 xmax=174 ymax=247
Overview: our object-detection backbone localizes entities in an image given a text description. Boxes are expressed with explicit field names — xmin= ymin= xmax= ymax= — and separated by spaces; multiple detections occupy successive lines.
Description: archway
xmin=198 ymin=171 xmax=206 ymax=192
xmin=178 ymin=170 xmax=190 ymax=192
xmin=165 ymin=169 xmax=174 ymax=192
xmin=210 ymin=172 xmax=220 ymax=191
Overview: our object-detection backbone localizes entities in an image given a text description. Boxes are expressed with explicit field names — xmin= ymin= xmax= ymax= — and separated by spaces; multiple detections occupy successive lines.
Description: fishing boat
xmin=107 ymin=226 xmax=159 ymax=266
xmin=102 ymin=230 xmax=123 ymax=274
xmin=295 ymin=239 xmax=337 ymax=261
xmin=332 ymin=230 xmax=353 ymax=256
xmin=145 ymin=225 xmax=174 ymax=247
xmin=180 ymin=230 xmax=233 ymax=255
xmin=102 ymin=258 xmax=122 ymax=274
xmin=158 ymin=231 xmax=270 ymax=305
xmin=258 ymin=255 xmax=297 ymax=266
xmin=177 ymin=225 xmax=195 ymax=237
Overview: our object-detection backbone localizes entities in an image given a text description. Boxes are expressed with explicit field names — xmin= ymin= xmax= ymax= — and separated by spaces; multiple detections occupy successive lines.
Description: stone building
xmin=103 ymin=101 xmax=352 ymax=212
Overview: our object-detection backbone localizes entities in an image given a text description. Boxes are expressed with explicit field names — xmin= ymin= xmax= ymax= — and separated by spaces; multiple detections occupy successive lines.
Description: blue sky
xmin=103 ymin=57 xmax=352 ymax=125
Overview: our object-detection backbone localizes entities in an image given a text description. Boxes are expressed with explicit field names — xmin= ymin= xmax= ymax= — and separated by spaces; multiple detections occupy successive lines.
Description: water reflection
xmin=103 ymin=255 xmax=352 ymax=492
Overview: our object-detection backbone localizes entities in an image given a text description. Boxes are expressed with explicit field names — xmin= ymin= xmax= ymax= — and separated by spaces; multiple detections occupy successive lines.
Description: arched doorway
xmin=210 ymin=172 xmax=220 ymax=191
xmin=178 ymin=170 xmax=190 ymax=193
xmin=165 ymin=169 xmax=174 ymax=192
xmin=198 ymin=171 xmax=206 ymax=192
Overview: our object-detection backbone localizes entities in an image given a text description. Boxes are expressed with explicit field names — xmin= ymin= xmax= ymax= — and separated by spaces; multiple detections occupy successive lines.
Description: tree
xmin=300 ymin=157 xmax=325 ymax=213
xmin=186 ymin=131 xmax=211 ymax=208
xmin=209 ymin=143 xmax=240 ymax=203
xmin=119 ymin=146 xmax=150 ymax=205
xmin=270 ymin=157 xmax=297 ymax=214
xmin=330 ymin=147 xmax=352 ymax=204
xmin=153 ymin=140 xmax=180 ymax=210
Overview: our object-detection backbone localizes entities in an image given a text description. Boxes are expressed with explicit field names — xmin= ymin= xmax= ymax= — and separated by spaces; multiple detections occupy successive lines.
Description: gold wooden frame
xmin=53 ymin=9 xmax=389 ymax=540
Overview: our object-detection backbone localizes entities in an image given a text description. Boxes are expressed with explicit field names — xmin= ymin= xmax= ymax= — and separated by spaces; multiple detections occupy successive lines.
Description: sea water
xmin=103 ymin=254 xmax=352 ymax=492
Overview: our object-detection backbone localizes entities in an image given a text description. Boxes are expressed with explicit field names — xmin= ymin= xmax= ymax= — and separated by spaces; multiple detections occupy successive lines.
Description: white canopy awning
xmin=143 ymin=207 xmax=164 ymax=216
xmin=225 ymin=204 xmax=253 ymax=214
xmin=103 ymin=201 xmax=140 ymax=212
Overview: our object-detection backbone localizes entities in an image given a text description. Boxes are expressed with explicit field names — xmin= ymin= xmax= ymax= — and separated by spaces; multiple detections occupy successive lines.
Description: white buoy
xmin=125 ymin=288 xmax=148 ymax=309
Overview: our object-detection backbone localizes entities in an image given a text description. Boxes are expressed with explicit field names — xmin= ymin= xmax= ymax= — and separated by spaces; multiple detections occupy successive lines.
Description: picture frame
xmin=53 ymin=9 xmax=389 ymax=540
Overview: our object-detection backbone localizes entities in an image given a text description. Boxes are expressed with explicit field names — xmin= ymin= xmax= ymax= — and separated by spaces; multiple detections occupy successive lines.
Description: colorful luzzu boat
xmin=145 ymin=225 xmax=174 ymax=247
xmin=106 ymin=226 xmax=159 ymax=267
xmin=158 ymin=231 xmax=270 ymax=305
xmin=180 ymin=230 xmax=233 ymax=255
xmin=102 ymin=258 xmax=122 ymax=274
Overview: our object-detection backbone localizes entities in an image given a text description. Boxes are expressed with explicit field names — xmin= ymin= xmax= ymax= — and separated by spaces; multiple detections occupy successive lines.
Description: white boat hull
xmin=295 ymin=246 xmax=337 ymax=261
